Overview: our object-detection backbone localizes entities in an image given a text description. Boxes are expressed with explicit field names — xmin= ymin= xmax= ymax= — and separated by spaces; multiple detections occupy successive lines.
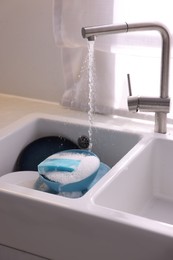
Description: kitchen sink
xmin=0 ymin=113 xmax=145 ymax=260
xmin=93 ymin=135 xmax=173 ymax=225
xmin=1 ymin=113 xmax=173 ymax=259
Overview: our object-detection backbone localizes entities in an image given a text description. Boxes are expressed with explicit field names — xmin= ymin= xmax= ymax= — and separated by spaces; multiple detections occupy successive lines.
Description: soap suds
xmin=42 ymin=155 xmax=100 ymax=184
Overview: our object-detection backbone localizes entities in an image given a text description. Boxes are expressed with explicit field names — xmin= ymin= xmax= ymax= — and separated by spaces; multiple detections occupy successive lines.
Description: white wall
xmin=0 ymin=0 xmax=65 ymax=103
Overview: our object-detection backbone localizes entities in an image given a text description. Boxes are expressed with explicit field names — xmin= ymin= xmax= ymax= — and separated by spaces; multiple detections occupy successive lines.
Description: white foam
xmin=44 ymin=155 xmax=100 ymax=185
xmin=48 ymin=152 xmax=87 ymax=160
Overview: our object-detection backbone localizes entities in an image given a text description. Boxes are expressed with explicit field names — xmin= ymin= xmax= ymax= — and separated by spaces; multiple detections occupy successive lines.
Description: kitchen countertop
xmin=0 ymin=93 xmax=172 ymax=135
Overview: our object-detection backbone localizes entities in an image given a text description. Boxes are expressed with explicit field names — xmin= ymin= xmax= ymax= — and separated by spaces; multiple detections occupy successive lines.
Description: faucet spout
xmin=81 ymin=22 xmax=170 ymax=134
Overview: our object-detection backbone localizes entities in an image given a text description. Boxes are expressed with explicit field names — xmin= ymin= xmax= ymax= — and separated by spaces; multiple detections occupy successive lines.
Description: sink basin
xmin=0 ymin=113 xmax=145 ymax=259
xmin=0 ymin=114 xmax=141 ymax=177
xmin=93 ymin=135 xmax=173 ymax=225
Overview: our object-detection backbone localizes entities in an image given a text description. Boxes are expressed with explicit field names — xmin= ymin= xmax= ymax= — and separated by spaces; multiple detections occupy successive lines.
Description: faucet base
xmin=155 ymin=112 xmax=167 ymax=134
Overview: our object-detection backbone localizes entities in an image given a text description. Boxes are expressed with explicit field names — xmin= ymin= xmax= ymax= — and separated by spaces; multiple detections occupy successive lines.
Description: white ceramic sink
xmin=0 ymin=113 xmax=146 ymax=260
xmin=1 ymin=113 xmax=173 ymax=259
xmin=2 ymin=114 xmax=173 ymax=259
xmin=0 ymin=115 xmax=173 ymax=260
xmin=93 ymin=134 xmax=173 ymax=226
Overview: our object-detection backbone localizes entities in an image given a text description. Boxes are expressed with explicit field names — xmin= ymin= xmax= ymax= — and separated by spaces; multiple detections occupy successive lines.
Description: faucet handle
xmin=127 ymin=73 xmax=139 ymax=112
xmin=127 ymin=73 xmax=170 ymax=114
xmin=127 ymin=74 xmax=132 ymax=96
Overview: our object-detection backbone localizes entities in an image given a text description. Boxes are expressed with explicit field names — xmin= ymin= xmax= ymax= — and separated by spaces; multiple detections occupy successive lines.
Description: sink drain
xmin=77 ymin=136 xmax=90 ymax=149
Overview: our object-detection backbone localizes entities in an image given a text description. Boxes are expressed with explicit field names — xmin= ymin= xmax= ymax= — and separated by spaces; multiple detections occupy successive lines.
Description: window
xmin=54 ymin=0 xmax=173 ymax=118
xmin=112 ymin=0 xmax=173 ymax=116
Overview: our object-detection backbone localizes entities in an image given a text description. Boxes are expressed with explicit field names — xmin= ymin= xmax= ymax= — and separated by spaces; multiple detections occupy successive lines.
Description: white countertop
xmin=1 ymin=93 xmax=172 ymax=135
xmin=0 ymin=94 xmax=173 ymax=134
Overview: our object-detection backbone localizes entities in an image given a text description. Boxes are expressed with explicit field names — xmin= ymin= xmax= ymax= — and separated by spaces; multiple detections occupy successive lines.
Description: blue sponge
xmin=38 ymin=149 xmax=100 ymax=192
xmin=38 ymin=158 xmax=80 ymax=173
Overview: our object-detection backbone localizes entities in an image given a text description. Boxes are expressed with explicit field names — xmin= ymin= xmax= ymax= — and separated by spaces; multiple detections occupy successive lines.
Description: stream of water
xmin=87 ymin=41 xmax=96 ymax=151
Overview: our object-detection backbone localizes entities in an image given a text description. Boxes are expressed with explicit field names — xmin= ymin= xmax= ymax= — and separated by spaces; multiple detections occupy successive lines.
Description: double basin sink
xmin=0 ymin=113 xmax=173 ymax=260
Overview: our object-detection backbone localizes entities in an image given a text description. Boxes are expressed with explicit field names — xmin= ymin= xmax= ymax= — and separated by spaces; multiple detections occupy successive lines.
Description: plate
xmin=0 ymin=171 xmax=39 ymax=188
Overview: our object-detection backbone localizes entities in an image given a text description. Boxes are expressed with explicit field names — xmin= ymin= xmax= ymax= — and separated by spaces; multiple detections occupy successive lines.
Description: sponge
xmin=38 ymin=149 xmax=100 ymax=191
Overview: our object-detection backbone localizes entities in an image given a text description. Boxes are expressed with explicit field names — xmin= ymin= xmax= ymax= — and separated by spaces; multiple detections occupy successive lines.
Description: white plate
xmin=0 ymin=171 xmax=39 ymax=188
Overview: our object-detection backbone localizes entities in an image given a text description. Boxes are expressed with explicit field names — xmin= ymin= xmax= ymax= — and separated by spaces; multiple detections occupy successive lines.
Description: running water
xmin=87 ymin=41 xmax=96 ymax=151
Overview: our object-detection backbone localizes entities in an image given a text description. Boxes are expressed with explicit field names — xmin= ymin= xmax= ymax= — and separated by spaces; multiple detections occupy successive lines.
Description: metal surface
xmin=127 ymin=74 xmax=132 ymax=96
xmin=82 ymin=22 xmax=170 ymax=134
xmin=128 ymin=96 xmax=170 ymax=113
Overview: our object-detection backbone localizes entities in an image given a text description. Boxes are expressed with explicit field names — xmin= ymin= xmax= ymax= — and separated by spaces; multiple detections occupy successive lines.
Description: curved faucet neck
xmin=82 ymin=22 xmax=170 ymax=133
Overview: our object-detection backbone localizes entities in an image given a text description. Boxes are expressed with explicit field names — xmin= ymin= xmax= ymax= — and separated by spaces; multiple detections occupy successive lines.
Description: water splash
xmin=87 ymin=41 xmax=96 ymax=151
xmin=70 ymin=53 xmax=88 ymax=108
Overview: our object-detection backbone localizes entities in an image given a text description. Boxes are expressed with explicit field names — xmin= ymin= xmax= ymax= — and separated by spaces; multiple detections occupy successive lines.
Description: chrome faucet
xmin=81 ymin=23 xmax=170 ymax=134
